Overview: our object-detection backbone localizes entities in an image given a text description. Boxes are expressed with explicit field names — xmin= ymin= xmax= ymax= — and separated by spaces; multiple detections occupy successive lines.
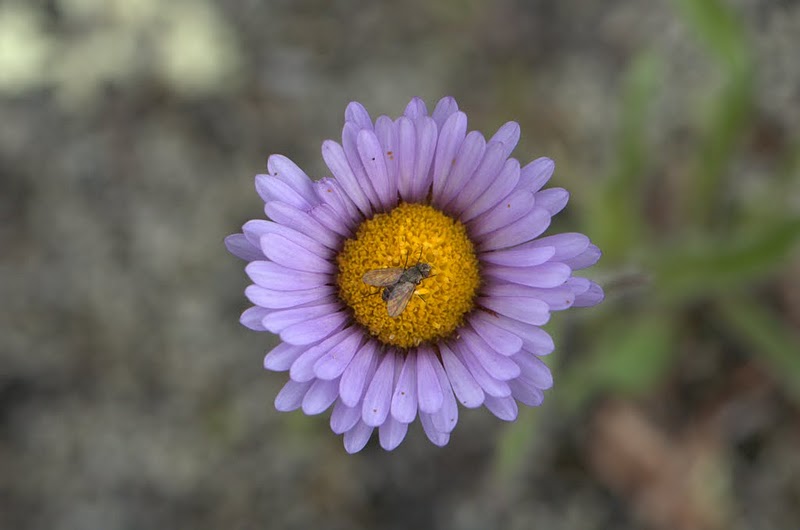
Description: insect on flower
xmin=362 ymin=255 xmax=432 ymax=318
xmin=226 ymin=96 xmax=605 ymax=453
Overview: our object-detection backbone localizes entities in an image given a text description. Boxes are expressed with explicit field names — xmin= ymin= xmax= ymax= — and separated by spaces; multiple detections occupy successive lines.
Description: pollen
xmin=337 ymin=203 xmax=481 ymax=349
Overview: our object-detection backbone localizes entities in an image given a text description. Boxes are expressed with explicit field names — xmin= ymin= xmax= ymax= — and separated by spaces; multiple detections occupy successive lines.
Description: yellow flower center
xmin=337 ymin=203 xmax=481 ymax=349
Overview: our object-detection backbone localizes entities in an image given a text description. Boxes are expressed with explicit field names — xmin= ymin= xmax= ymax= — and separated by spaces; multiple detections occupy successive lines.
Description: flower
xmin=226 ymin=96 xmax=603 ymax=453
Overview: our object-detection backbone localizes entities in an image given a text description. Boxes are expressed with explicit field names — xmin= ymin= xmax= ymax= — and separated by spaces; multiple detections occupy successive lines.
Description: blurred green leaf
xmin=559 ymin=312 xmax=676 ymax=409
xmin=691 ymin=70 xmax=754 ymax=227
xmin=672 ymin=0 xmax=754 ymax=227
xmin=592 ymin=52 xmax=661 ymax=259
xmin=671 ymin=0 xmax=750 ymax=74
xmin=611 ymin=53 xmax=661 ymax=196
xmin=492 ymin=407 xmax=540 ymax=484
xmin=716 ymin=296 xmax=800 ymax=404
xmin=654 ymin=217 xmax=800 ymax=302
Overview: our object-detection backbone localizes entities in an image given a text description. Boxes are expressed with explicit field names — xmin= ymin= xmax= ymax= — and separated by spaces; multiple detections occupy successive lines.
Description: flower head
xmin=226 ymin=97 xmax=603 ymax=452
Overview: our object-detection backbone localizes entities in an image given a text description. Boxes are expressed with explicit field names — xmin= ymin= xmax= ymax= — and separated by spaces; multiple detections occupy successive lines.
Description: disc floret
xmin=337 ymin=203 xmax=480 ymax=348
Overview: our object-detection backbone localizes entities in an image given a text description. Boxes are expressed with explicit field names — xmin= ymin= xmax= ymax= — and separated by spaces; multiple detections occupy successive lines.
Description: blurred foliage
xmin=674 ymin=0 xmax=754 ymax=227
xmin=561 ymin=312 xmax=677 ymax=406
xmin=653 ymin=218 xmax=800 ymax=302
xmin=590 ymin=51 xmax=661 ymax=259
xmin=496 ymin=0 xmax=800 ymax=474
xmin=569 ymin=0 xmax=799 ymax=407
xmin=716 ymin=297 xmax=800 ymax=403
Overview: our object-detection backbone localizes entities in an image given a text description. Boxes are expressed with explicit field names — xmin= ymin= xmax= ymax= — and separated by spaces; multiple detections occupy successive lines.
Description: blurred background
xmin=2 ymin=0 xmax=799 ymax=528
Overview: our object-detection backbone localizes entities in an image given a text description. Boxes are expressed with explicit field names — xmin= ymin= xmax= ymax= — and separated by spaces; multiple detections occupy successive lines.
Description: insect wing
xmin=362 ymin=267 xmax=405 ymax=287
xmin=385 ymin=281 xmax=416 ymax=317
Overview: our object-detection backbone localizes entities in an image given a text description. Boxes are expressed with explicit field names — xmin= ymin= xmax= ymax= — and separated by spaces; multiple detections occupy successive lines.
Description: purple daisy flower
xmin=226 ymin=97 xmax=603 ymax=453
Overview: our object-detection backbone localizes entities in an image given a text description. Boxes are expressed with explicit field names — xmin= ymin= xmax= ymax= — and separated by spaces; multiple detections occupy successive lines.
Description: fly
xmin=362 ymin=258 xmax=432 ymax=318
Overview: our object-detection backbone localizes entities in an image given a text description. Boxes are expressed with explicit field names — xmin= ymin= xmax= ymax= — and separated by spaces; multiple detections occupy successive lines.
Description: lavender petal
xmin=261 ymin=302 xmax=340 ymax=333
xmin=431 ymin=111 xmax=468 ymax=204
xmin=309 ymin=204 xmax=353 ymax=238
xmin=302 ymin=377 xmax=341 ymax=415
xmin=345 ymin=101 xmax=373 ymax=130
xmin=245 ymin=220 xmax=333 ymax=259
xmin=343 ymin=420 xmax=373 ymax=454
xmin=239 ymin=306 xmax=270 ymax=331
xmin=513 ymin=352 xmax=553 ymax=389
xmin=468 ymin=311 xmax=523 ymax=356
xmin=573 ymin=280 xmax=604 ymax=307
xmin=281 ymin=311 xmax=348 ymax=346
xmin=490 ymin=315 xmax=555 ymax=356
xmin=517 ymin=157 xmax=555 ymax=192
xmin=357 ymin=128 xmax=394 ymax=211
xmin=509 ymin=379 xmax=545 ymax=407
xmin=484 ymin=395 xmax=518 ymax=421
xmin=246 ymin=261 xmax=329 ymax=291
xmin=562 ymin=244 xmax=602 ymax=270
xmin=403 ymin=97 xmax=428 ymax=120
xmin=440 ymin=343 xmax=485 ymax=408
xmin=468 ymin=189 xmax=535 ymax=237
xmin=476 ymin=207 xmax=551 ymax=251
xmin=517 ymin=232 xmax=589 ymax=261
xmin=379 ymin=416 xmax=409 ymax=451
xmin=390 ymin=352 xmax=418 ymax=424
xmin=489 ymin=121 xmax=521 ymax=159
xmin=263 ymin=342 xmax=306 ymax=372
xmin=480 ymin=246 xmax=555 ymax=267
xmin=534 ymin=188 xmax=569 ymax=216
xmin=419 ymin=412 xmax=450 ymax=447
xmin=460 ymin=328 xmax=521 ymax=380
xmin=460 ymin=158 xmax=521 ymax=222
xmin=315 ymin=177 xmax=360 ymax=224
xmin=321 ymin=140 xmax=372 ymax=216
xmin=431 ymin=96 xmax=459 ymax=130
xmin=429 ymin=358 xmax=459 ymax=433
xmin=484 ymin=262 xmax=572 ymax=288
xmin=410 ymin=117 xmax=437 ymax=203
xmin=342 ymin=122 xmax=382 ymax=210
xmin=375 ymin=115 xmax=399 ymax=202
xmin=274 ymin=380 xmax=313 ymax=412
xmin=362 ymin=351 xmax=397 ymax=427
xmin=451 ymin=141 xmax=506 ymax=213
xmin=416 ymin=346 xmax=444 ymax=414
xmin=289 ymin=328 xmax=353 ymax=382
xmin=313 ymin=329 xmax=364 ymax=380
xmin=264 ymin=201 xmax=340 ymax=249
xmin=339 ymin=340 xmax=378 ymax=407
xmin=477 ymin=296 xmax=550 ymax=326
xmin=261 ymin=233 xmax=335 ymax=274
xmin=483 ymin=283 xmax=575 ymax=311
xmin=566 ymin=277 xmax=591 ymax=297
xmin=255 ymin=174 xmax=312 ymax=210
xmin=437 ymin=129 xmax=484 ymax=207
xmin=330 ymin=398 xmax=361 ymax=434
xmin=395 ymin=117 xmax=417 ymax=202
xmin=453 ymin=342 xmax=511 ymax=398
xmin=266 ymin=154 xmax=317 ymax=200
xmin=225 ymin=234 xmax=265 ymax=261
